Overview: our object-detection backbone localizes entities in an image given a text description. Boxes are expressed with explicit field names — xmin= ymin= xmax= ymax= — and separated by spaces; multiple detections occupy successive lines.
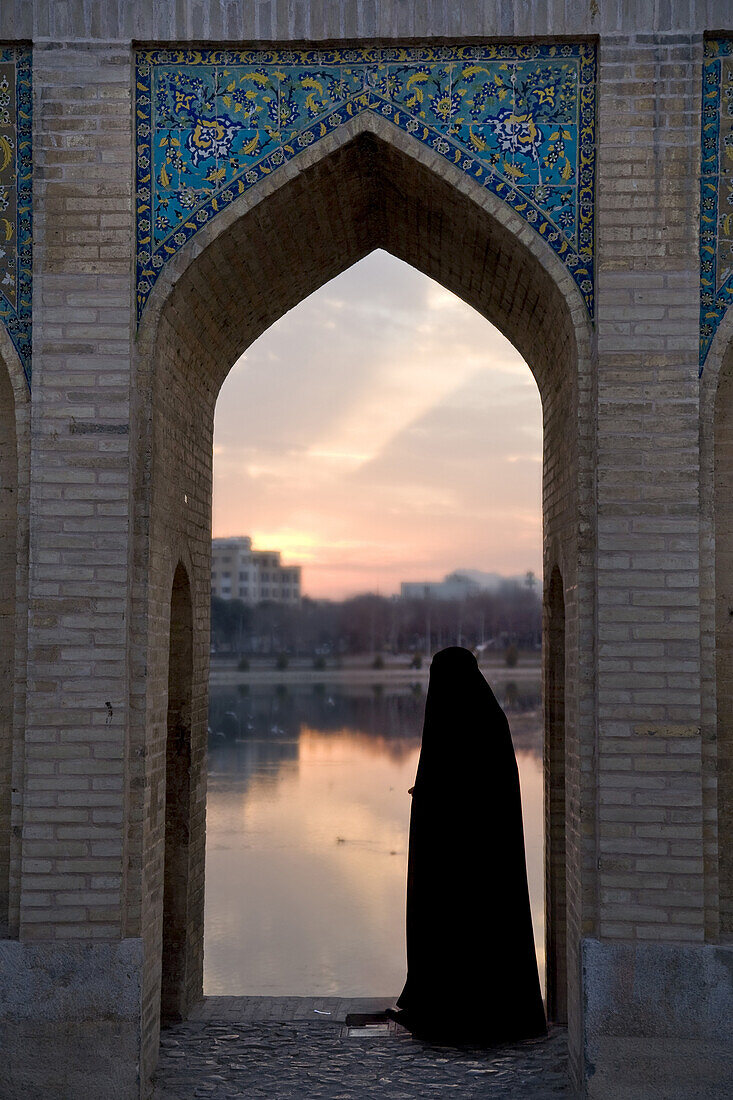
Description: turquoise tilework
xmin=701 ymin=39 xmax=733 ymax=371
xmin=135 ymin=44 xmax=596 ymax=327
xmin=0 ymin=46 xmax=31 ymax=388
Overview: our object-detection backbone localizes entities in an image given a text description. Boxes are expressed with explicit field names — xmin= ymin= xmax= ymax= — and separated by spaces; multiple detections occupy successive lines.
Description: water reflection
xmin=205 ymin=679 xmax=543 ymax=998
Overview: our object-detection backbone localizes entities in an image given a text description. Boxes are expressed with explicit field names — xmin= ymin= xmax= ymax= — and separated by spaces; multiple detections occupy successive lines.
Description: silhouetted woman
xmin=388 ymin=646 xmax=546 ymax=1045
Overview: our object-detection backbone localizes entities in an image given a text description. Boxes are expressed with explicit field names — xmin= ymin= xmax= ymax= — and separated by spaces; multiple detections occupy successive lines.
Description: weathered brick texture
xmin=14 ymin=44 xmax=133 ymax=944
xmin=131 ymin=116 xmax=593 ymax=1081
xmin=595 ymin=32 xmax=706 ymax=944
xmin=0 ymin=328 xmax=29 ymax=941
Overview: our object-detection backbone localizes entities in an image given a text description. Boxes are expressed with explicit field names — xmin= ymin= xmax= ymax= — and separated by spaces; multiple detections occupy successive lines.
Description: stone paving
xmin=153 ymin=998 xmax=574 ymax=1099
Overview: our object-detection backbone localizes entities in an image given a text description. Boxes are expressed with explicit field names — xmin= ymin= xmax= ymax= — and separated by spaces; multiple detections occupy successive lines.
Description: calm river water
xmin=205 ymin=676 xmax=544 ymax=998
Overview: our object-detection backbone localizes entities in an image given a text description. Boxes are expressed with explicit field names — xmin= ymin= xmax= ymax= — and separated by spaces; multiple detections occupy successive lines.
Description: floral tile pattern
xmin=0 ymin=46 xmax=31 ymax=387
xmin=701 ymin=39 xmax=733 ymax=371
xmin=135 ymin=44 xmax=596 ymax=326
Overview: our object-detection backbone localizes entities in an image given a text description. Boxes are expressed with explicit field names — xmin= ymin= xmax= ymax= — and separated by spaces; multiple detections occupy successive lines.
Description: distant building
xmin=400 ymin=571 xmax=481 ymax=601
xmin=400 ymin=569 xmax=530 ymax=600
xmin=211 ymin=536 xmax=301 ymax=605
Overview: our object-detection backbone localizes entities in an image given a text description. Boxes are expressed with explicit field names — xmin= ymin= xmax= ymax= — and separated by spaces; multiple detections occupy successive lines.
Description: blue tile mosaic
xmin=701 ymin=39 xmax=733 ymax=372
xmin=0 ymin=46 xmax=31 ymax=388
xmin=135 ymin=44 xmax=596 ymax=327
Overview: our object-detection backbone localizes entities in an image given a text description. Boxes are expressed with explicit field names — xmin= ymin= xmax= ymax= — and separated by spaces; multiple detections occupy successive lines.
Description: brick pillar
xmin=584 ymin=30 xmax=732 ymax=1099
xmin=1 ymin=41 xmax=143 ymax=1100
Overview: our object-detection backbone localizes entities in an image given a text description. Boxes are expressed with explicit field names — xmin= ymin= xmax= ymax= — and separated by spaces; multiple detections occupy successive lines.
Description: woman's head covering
xmin=415 ymin=646 xmax=512 ymax=791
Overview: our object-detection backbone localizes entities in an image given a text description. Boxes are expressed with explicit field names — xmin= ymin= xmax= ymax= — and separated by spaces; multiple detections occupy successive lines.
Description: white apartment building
xmin=211 ymin=537 xmax=301 ymax=605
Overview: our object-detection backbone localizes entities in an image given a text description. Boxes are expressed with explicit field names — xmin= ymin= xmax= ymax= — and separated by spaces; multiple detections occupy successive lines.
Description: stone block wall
xmin=134 ymin=284 xmax=216 ymax=1085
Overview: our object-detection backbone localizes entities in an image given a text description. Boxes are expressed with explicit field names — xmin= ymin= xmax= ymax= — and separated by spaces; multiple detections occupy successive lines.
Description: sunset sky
xmin=212 ymin=250 xmax=542 ymax=600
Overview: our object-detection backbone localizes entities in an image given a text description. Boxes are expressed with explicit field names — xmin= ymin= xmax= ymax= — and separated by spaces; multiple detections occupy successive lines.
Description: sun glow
xmin=212 ymin=250 xmax=542 ymax=598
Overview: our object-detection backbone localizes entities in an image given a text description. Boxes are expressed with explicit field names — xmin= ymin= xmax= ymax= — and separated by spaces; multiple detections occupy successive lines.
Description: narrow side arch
xmin=161 ymin=560 xmax=195 ymax=1023
xmin=544 ymin=564 xmax=567 ymax=1022
xmin=130 ymin=114 xmax=597 ymax=1087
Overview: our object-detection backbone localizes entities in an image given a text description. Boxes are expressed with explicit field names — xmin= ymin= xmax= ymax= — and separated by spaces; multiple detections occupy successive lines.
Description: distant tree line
xmin=210 ymin=581 xmax=542 ymax=658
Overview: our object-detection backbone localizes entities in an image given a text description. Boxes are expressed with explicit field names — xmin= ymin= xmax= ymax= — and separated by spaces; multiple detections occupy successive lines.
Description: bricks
xmin=11 ymin=44 xmax=133 ymax=951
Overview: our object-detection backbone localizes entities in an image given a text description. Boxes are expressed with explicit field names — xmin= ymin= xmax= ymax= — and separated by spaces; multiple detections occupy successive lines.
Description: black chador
xmin=388 ymin=646 xmax=547 ymax=1045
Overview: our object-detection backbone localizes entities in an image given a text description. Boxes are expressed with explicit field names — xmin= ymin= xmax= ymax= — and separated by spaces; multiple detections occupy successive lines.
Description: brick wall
xmin=594 ymin=32 xmax=707 ymax=946
xmin=701 ymin=305 xmax=733 ymax=946
xmin=1 ymin=0 xmax=727 ymax=43
xmin=133 ymin=317 xmax=214 ymax=1083
xmin=18 ymin=43 xmax=133 ymax=941
xmin=713 ymin=344 xmax=733 ymax=936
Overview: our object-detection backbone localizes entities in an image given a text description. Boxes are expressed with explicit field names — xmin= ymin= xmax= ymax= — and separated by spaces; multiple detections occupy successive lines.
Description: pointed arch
xmin=137 ymin=112 xmax=591 ymax=401
xmin=129 ymin=112 xmax=596 ymax=1085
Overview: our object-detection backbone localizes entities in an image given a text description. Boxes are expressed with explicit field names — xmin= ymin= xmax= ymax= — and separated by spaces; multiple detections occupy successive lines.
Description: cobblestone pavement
xmin=153 ymin=998 xmax=574 ymax=1099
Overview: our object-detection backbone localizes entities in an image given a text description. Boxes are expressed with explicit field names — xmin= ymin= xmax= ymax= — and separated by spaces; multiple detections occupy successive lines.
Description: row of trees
xmin=211 ymin=582 xmax=542 ymax=658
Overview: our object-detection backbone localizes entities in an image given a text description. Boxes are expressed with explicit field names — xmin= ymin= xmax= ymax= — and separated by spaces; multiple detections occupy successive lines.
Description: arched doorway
xmin=205 ymin=249 xmax=545 ymax=998
xmin=699 ymin=314 xmax=733 ymax=946
xmin=132 ymin=117 xmax=595 ymax=1086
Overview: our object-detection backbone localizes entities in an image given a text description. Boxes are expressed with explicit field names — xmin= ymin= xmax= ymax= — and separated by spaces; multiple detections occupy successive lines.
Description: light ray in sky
xmin=213 ymin=250 xmax=542 ymax=598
